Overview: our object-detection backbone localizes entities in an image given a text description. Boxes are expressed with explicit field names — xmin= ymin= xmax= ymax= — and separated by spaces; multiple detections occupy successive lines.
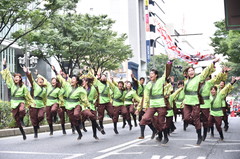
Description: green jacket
xmin=86 ymin=85 xmax=98 ymax=111
xmin=38 ymin=74 xmax=61 ymax=106
xmin=166 ymin=87 xmax=183 ymax=117
xmin=124 ymin=89 xmax=140 ymax=106
xmin=210 ymin=83 xmax=233 ymax=116
xmin=108 ymin=81 xmax=126 ymax=106
xmin=0 ymin=68 xmax=34 ymax=109
xmin=57 ymin=75 xmax=90 ymax=110
xmin=200 ymin=72 xmax=227 ymax=109
xmin=183 ymin=63 xmax=215 ymax=106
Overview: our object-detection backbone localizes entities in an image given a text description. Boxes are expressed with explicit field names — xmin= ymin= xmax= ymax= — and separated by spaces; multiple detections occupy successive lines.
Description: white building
xmin=77 ymin=0 xmax=168 ymax=80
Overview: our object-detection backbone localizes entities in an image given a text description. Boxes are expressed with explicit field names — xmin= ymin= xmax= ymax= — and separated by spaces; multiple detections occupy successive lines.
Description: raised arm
xmin=199 ymin=58 xmax=219 ymax=82
xmin=1 ymin=59 xmax=14 ymax=87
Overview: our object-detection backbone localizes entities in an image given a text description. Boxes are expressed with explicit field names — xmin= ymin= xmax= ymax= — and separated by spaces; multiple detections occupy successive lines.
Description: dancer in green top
xmin=23 ymin=67 xmax=47 ymax=139
xmin=208 ymin=76 xmax=239 ymax=140
xmin=0 ymin=59 xmax=34 ymax=140
xmin=183 ymin=58 xmax=219 ymax=145
xmin=36 ymin=72 xmax=62 ymax=136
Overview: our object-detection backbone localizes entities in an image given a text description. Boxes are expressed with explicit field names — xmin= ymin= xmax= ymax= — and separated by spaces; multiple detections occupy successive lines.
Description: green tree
xmin=210 ymin=20 xmax=240 ymax=63
xmin=147 ymin=54 xmax=190 ymax=81
xmin=0 ymin=0 xmax=79 ymax=54
xmin=15 ymin=13 xmax=132 ymax=76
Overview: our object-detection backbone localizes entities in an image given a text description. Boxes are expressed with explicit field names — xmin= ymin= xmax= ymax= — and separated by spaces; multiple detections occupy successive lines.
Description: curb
xmin=0 ymin=118 xmax=115 ymax=138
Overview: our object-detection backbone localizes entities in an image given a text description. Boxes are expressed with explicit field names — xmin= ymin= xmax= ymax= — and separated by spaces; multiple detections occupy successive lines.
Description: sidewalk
xmin=0 ymin=117 xmax=114 ymax=138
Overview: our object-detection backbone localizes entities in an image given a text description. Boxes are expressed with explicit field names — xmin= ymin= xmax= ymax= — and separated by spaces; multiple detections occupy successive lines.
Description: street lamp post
xmin=18 ymin=52 xmax=38 ymax=69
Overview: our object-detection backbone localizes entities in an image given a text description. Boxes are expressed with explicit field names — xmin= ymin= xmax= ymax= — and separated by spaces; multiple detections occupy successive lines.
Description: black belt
xmin=150 ymin=94 xmax=164 ymax=99
xmin=100 ymin=94 xmax=108 ymax=97
xmin=114 ymin=98 xmax=123 ymax=102
xmin=35 ymin=96 xmax=43 ymax=100
xmin=66 ymin=99 xmax=79 ymax=102
xmin=185 ymin=91 xmax=198 ymax=95
xmin=175 ymin=99 xmax=183 ymax=102
xmin=211 ymin=107 xmax=222 ymax=111
xmin=11 ymin=97 xmax=25 ymax=100
xmin=203 ymin=96 xmax=210 ymax=100
xmin=47 ymin=96 xmax=58 ymax=100
xmin=125 ymin=99 xmax=132 ymax=102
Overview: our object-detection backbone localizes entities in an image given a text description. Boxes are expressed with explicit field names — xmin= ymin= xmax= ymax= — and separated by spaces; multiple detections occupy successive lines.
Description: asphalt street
xmin=0 ymin=117 xmax=240 ymax=159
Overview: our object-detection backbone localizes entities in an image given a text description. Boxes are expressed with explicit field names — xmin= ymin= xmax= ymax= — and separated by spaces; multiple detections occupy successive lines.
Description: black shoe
xmin=196 ymin=136 xmax=202 ymax=145
xmin=93 ymin=135 xmax=99 ymax=140
xmin=77 ymin=134 xmax=82 ymax=140
xmin=151 ymin=131 xmax=157 ymax=139
xmin=219 ymin=131 xmax=224 ymax=141
xmin=61 ymin=124 xmax=66 ymax=135
xmin=100 ymin=129 xmax=106 ymax=135
xmin=203 ymin=128 xmax=208 ymax=141
xmin=114 ymin=128 xmax=119 ymax=134
xmin=196 ymin=129 xmax=202 ymax=145
xmin=19 ymin=127 xmax=26 ymax=140
xmin=129 ymin=125 xmax=133 ymax=131
xmin=33 ymin=126 xmax=38 ymax=138
xmin=224 ymin=126 xmax=229 ymax=132
xmin=162 ymin=129 xmax=169 ymax=144
xmin=83 ymin=128 xmax=87 ymax=132
xmin=134 ymin=122 xmax=138 ymax=127
xmin=156 ymin=131 xmax=162 ymax=142
xmin=49 ymin=124 xmax=53 ymax=136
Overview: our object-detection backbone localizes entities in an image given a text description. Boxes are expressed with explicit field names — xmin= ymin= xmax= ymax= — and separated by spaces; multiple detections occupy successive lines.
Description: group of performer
xmin=1 ymin=57 xmax=239 ymax=146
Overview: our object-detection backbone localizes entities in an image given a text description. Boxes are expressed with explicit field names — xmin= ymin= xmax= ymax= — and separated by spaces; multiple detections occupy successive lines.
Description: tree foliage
xmin=0 ymin=0 xmax=79 ymax=54
xmin=210 ymin=20 xmax=240 ymax=63
xmin=14 ymin=13 xmax=133 ymax=76
xmin=147 ymin=54 xmax=190 ymax=81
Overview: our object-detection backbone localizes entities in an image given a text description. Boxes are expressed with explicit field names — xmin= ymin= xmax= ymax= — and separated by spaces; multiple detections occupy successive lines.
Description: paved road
xmin=0 ymin=117 xmax=240 ymax=159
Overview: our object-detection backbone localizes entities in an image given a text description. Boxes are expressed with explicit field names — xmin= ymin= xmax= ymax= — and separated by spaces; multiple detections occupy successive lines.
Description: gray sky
xmin=166 ymin=0 xmax=225 ymax=53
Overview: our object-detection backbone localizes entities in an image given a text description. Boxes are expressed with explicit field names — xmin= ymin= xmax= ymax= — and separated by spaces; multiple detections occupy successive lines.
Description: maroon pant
xmin=66 ymin=105 xmax=81 ymax=127
xmin=97 ymin=102 xmax=113 ymax=121
xmin=112 ymin=106 xmax=130 ymax=122
xmin=11 ymin=103 xmax=26 ymax=127
xmin=29 ymin=107 xmax=45 ymax=127
xmin=200 ymin=108 xmax=210 ymax=128
xmin=46 ymin=103 xmax=59 ymax=124
xmin=166 ymin=116 xmax=173 ymax=129
xmin=81 ymin=109 xmax=97 ymax=121
xmin=183 ymin=104 xmax=201 ymax=130
xmin=140 ymin=107 xmax=167 ymax=130
xmin=208 ymin=115 xmax=222 ymax=132
xmin=58 ymin=106 xmax=66 ymax=125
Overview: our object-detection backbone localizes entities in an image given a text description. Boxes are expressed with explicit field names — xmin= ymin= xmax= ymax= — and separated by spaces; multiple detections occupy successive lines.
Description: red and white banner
xmin=155 ymin=22 xmax=214 ymax=65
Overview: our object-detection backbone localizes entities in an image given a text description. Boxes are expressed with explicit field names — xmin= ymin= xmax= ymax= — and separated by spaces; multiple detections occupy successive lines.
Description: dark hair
xmin=126 ymin=81 xmax=132 ymax=87
xmin=13 ymin=73 xmax=23 ymax=87
xmin=211 ymin=86 xmax=218 ymax=91
xmin=83 ymin=78 xmax=94 ymax=87
xmin=51 ymin=77 xmax=61 ymax=88
xmin=185 ymin=67 xmax=194 ymax=73
xmin=208 ymin=75 xmax=212 ymax=79
xmin=118 ymin=81 xmax=124 ymax=86
xmin=220 ymin=80 xmax=225 ymax=85
xmin=177 ymin=80 xmax=184 ymax=86
xmin=150 ymin=69 xmax=159 ymax=78
xmin=140 ymin=77 xmax=145 ymax=81
xmin=72 ymin=75 xmax=82 ymax=86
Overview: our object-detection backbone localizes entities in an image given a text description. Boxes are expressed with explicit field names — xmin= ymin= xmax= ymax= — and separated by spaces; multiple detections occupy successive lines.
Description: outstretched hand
xmin=3 ymin=58 xmax=6 ymax=65
xmin=213 ymin=57 xmax=220 ymax=63
xmin=23 ymin=66 xmax=28 ymax=73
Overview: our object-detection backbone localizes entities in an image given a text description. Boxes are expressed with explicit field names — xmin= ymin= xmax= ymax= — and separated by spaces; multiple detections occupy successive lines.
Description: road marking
xmin=225 ymin=150 xmax=240 ymax=152
xmin=151 ymin=155 xmax=160 ymax=159
xmin=63 ymin=154 xmax=85 ymax=159
xmin=115 ymin=152 xmax=143 ymax=155
xmin=181 ymin=144 xmax=200 ymax=149
xmin=196 ymin=157 xmax=206 ymax=159
xmin=161 ymin=155 xmax=174 ymax=159
xmin=94 ymin=138 xmax=151 ymax=159
xmin=174 ymin=156 xmax=187 ymax=159
xmin=0 ymin=151 xmax=84 ymax=157
xmin=99 ymin=135 xmax=151 ymax=153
